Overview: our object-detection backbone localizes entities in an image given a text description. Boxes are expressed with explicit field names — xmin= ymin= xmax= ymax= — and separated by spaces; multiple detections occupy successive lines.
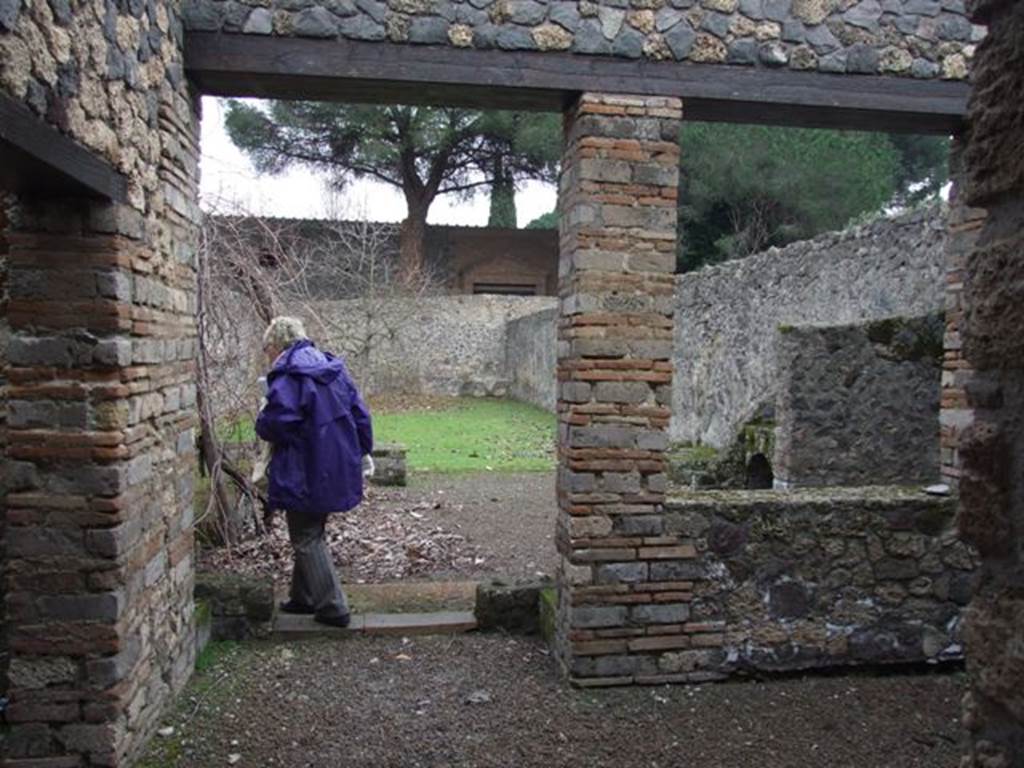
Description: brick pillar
xmin=555 ymin=94 xmax=712 ymax=685
xmin=3 ymin=198 xmax=198 ymax=763
xmin=940 ymin=138 xmax=985 ymax=490
xmin=1 ymin=200 xmax=10 ymax=695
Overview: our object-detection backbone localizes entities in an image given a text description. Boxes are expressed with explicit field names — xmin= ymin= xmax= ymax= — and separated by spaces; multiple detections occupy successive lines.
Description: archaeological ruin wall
xmin=0 ymin=1 xmax=201 ymax=765
xmin=672 ymin=206 xmax=949 ymax=450
xmin=0 ymin=0 xmax=1003 ymax=760
xmin=506 ymin=305 xmax=558 ymax=411
xmin=316 ymin=294 xmax=555 ymax=397
xmin=952 ymin=0 xmax=1024 ymax=763
xmin=183 ymin=0 xmax=982 ymax=82
xmin=562 ymin=483 xmax=978 ymax=683
xmin=774 ymin=314 xmax=944 ymax=488
xmin=649 ymin=485 xmax=976 ymax=677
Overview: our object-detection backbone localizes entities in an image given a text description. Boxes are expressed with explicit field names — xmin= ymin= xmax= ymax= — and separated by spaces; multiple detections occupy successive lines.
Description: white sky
xmin=198 ymin=96 xmax=558 ymax=226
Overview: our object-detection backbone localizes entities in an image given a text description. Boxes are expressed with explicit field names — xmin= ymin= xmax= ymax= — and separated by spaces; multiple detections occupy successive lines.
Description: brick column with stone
xmin=554 ymin=93 xmax=719 ymax=685
xmin=940 ymin=139 xmax=985 ymax=490
xmin=3 ymin=195 xmax=199 ymax=765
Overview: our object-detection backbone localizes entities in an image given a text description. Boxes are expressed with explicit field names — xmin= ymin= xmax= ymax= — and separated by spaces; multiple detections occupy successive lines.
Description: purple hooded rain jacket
xmin=256 ymin=339 xmax=373 ymax=516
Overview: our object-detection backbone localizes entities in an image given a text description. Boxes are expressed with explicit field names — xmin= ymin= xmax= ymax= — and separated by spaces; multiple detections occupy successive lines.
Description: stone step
xmin=273 ymin=610 xmax=478 ymax=639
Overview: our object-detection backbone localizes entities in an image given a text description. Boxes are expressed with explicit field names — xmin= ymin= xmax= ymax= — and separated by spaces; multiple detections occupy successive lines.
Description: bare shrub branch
xmin=195 ymin=195 xmax=441 ymax=545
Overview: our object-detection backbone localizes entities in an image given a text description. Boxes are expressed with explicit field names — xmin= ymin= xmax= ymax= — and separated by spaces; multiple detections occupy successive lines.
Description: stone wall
xmin=1 ymin=203 xmax=9 ymax=693
xmin=569 ymin=483 xmax=974 ymax=684
xmin=954 ymin=0 xmax=1024 ymax=764
xmin=506 ymin=305 xmax=558 ymax=411
xmin=672 ymin=206 xmax=948 ymax=449
xmin=317 ymin=294 xmax=556 ymax=396
xmin=211 ymin=216 xmax=559 ymax=297
xmin=1 ymin=1 xmax=201 ymax=765
xmin=184 ymin=0 xmax=981 ymax=80
xmin=435 ymin=225 xmax=557 ymax=295
xmin=653 ymin=486 xmax=975 ymax=676
xmin=563 ymin=485 xmax=976 ymax=682
xmin=774 ymin=314 xmax=944 ymax=487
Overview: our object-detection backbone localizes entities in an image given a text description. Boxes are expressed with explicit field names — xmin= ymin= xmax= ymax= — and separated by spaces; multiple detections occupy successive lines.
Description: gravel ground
xmin=409 ymin=472 xmax=557 ymax=580
xmin=141 ymin=634 xmax=965 ymax=768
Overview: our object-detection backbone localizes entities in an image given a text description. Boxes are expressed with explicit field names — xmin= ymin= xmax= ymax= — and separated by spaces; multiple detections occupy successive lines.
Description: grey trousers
xmin=286 ymin=510 xmax=350 ymax=619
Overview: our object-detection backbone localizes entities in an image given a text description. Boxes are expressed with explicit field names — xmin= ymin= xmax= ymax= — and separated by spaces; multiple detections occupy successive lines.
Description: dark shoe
xmin=314 ymin=612 xmax=351 ymax=628
xmin=279 ymin=600 xmax=315 ymax=615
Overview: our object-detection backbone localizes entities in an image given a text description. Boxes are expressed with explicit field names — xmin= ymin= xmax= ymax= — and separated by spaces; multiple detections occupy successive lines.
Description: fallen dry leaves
xmin=199 ymin=485 xmax=485 ymax=584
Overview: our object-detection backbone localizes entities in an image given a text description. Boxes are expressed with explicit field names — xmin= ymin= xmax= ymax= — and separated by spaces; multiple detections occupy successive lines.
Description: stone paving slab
xmin=273 ymin=611 xmax=477 ymax=639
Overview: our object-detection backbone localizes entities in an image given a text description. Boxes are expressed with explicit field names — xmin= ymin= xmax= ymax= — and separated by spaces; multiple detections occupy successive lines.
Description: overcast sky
xmin=198 ymin=97 xmax=559 ymax=226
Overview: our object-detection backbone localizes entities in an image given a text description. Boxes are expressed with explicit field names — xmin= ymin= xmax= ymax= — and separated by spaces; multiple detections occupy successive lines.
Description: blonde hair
xmin=263 ymin=316 xmax=307 ymax=351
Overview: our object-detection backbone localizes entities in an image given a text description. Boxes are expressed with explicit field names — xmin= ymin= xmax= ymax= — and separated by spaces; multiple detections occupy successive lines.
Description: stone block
xmin=7 ymin=657 xmax=79 ymax=689
xmin=632 ymin=602 xmax=690 ymax=623
xmin=594 ymin=381 xmax=651 ymax=404
xmin=615 ymin=515 xmax=665 ymax=536
xmin=370 ymin=444 xmax=407 ymax=486
xmin=569 ymin=424 xmax=638 ymax=449
xmin=595 ymin=561 xmax=649 ymax=583
xmin=571 ymin=604 xmax=629 ymax=628
xmin=650 ymin=560 xmax=706 ymax=580
xmin=194 ymin=572 xmax=274 ymax=639
xmin=39 ymin=591 xmax=124 ymax=622
xmin=570 ymin=515 xmax=614 ymax=537
xmin=474 ymin=577 xmax=552 ymax=634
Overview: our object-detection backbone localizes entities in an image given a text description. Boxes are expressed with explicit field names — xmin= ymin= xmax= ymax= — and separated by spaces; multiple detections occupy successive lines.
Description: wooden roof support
xmin=185 ymin=32 xmax=968 ymax=134
xmin=0 ymin=94 xmax=128 ymax=201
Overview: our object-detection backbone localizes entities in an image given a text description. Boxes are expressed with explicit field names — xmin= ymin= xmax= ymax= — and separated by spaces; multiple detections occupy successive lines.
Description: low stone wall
xmin=672 ymin=206 xmax=948 ymax=449
xmin=193 ymin=573 xmax=274 ymax=641
xmin=506 ymin=305 xmax=557 ymax=411
xmin=563 ymin=485 xmax=975 ymax=682
xmin=774 ymin=315 xmax=944 ymax=487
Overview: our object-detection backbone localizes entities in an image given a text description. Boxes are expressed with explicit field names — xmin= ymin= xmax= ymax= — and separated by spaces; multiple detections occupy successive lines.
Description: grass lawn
xmin=374 ymin=397 xmax=555 ymax=473
xmin=222 ymin=397 xmax=556 ymax=473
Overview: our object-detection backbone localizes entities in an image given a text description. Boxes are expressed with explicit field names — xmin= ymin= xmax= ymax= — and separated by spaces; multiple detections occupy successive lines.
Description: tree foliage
xmin=526 ymin=210 xmax=558 ymax=229
xmin=224 ymin=100 xmax=559 ymax=272
xmin=677 ymin=124 xmax=948 ymax=272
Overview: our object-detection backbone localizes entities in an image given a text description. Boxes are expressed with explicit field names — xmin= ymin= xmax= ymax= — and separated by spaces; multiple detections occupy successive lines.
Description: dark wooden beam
xmin=0 ymin=94 xmax=128 ymax=201
xmin=185 ymin=32 xmax=968 ymax=134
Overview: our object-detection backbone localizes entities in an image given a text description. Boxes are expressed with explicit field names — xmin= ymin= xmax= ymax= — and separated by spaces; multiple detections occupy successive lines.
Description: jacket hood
xmin=269 ymin=340 xmax=345 ymax=385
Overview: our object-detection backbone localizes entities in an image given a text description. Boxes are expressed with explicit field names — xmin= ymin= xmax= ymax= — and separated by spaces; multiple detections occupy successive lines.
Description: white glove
xmin=362 ymin=454 xmax=375 ymax=479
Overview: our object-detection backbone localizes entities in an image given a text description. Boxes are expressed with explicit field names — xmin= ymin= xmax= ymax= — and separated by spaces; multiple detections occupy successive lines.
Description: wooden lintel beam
xmin=0 ymin=94 xmax=128 ymax=202
xmin=184 ymin=32 xmax=968 ymax=134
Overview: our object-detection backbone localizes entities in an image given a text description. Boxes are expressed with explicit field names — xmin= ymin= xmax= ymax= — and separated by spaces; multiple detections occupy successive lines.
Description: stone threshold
xmin=273 ymin=610 xmax=478 ymax=638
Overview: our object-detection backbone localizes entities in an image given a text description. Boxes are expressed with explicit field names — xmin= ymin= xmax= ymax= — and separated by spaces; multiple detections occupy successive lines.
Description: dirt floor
xmin=201 ymin=472 xmax=558 ymax=586
xmin=140 ymin=634 xmax=965 ymax=768
xmin=411 ymin=472 xmax=558 ymax=579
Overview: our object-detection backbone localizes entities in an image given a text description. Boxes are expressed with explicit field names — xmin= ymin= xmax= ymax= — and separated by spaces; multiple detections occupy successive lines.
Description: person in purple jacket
xmin=256 ymin=316 xmax=374 ymax=628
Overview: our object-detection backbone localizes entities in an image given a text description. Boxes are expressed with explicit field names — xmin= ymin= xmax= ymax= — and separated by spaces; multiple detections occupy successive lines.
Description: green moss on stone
xmin=866 ymin=315 xmax=945 ymax=363
xmin=195 ymin=640 xmax=239 ymax=673
xmin=194 ymin=598 xmax=212 ymax=638
xmin=539 ymin=587 xmax=557 ymax=643
xmin=866 ymin=317 xmax=900 ymax=345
